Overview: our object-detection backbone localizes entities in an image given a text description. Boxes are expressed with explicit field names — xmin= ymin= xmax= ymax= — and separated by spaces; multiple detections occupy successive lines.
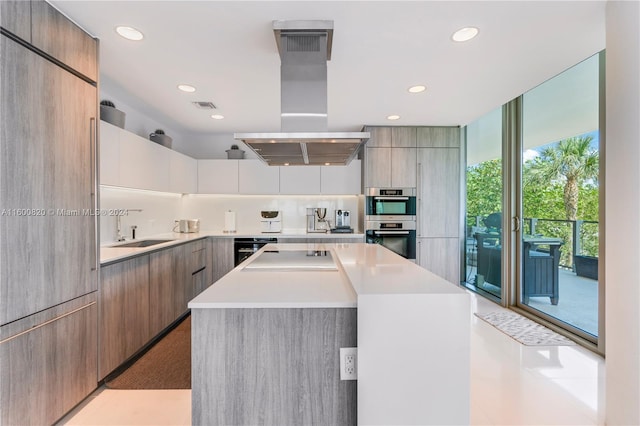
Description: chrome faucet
xmin=115 ymin=209 xmax=143 ymax=242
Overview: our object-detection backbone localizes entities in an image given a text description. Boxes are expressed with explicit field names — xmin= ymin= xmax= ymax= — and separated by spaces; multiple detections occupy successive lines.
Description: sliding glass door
xmin=464 ymin=107 xmax=503 ymax=301
xmin=519 ymin=53 xmax=602 ymax=342
xmin=464 ymin=51 xmax=603 ymax=347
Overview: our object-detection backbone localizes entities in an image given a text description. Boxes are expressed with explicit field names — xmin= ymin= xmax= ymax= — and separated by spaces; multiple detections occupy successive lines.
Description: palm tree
xmin=526 ymin=136 xmax=599 ymax=221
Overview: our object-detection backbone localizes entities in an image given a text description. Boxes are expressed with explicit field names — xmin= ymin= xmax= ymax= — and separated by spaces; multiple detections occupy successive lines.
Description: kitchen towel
xmin=224 ymin=210 xmax=236 ymax=233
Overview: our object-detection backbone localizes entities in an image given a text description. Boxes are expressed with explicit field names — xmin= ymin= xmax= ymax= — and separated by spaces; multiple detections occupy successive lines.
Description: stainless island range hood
xmin=234 ymin=20 xmax=369 ymax=166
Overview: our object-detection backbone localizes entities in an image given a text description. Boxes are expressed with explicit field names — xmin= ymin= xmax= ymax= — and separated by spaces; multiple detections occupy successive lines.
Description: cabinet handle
xmin=90 ymin=117 xmax=98 ymax=271
xmin=192 ymin=266 xmax=206 ymax=276
xmin=417 ymin=162 xmax=423 ymax=236
xmin=373 ymin=196 xmax=410 ymax=201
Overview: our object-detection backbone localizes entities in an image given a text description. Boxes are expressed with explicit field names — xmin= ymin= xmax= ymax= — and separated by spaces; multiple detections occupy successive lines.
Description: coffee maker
xmin=332 ymin=209 xmax=353 ymax=233
xmin=306 ymin=208 xmax=329 ymax=233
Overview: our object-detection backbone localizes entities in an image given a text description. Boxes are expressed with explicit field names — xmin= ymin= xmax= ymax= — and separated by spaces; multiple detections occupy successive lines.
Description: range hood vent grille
xmin=285 ymin=34 xmax=321 ymax=53
xmin=234 ymin=20 xmax=369 ymax=166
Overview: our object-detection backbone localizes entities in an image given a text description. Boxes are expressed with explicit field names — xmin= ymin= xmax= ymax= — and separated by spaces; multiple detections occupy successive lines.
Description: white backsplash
xmin=100 ymin=186 xmax=362 ymax=243
xmin=181 ymin=194 xmax=361 ymax=233
xmin=100 ymin=186 xmax=183 ymax=244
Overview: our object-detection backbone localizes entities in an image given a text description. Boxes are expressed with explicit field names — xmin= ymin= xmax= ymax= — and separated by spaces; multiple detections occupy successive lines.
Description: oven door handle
xmin=374 ymin=196 xmax=410 ymax=200
xmin=237 ymin=248 xmax=257 ymax=253
xmin=373 ymin=231 xmax=411 ymax=235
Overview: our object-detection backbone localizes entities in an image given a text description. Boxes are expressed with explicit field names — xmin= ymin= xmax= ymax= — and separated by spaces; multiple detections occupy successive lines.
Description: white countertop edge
xmin=188 ymin=301 xmax=358 ymax=309
xmin=100 ymin=231 xmax=364 ymax=264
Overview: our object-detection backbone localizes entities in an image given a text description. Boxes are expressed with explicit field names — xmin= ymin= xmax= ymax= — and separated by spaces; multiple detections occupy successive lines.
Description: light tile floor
xmin=61 ymin=290 xmax=605 ymax=425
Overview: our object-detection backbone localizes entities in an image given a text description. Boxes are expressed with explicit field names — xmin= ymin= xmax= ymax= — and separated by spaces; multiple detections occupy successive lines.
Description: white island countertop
xmin=188 ymin=242 xmax=465 ymax=309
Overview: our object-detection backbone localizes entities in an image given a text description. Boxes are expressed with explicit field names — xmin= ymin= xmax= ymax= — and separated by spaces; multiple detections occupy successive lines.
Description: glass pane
xmin=376 ymin=201 xmax=407 ymax=214
xmin=522 ymin=53 xmax=600 ymax=338
xmin=465 ymin=106 xmax=503 ymax=300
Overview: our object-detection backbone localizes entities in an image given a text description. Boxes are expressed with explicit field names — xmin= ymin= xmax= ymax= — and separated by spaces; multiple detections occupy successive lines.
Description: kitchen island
xmin=189 ymin=242 xmax=470 ymax=425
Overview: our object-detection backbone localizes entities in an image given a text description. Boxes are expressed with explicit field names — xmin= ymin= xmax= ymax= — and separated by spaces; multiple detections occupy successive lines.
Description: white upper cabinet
xmin=119 ymin=130 xmax=170 ymax=191
xmin=198 ymin=160 xmax=239 ymax=194
xmin=239 ymin=160 xmax=279 ymax=194
xmin=170 ymin=151 xmax=197 ymax=194
xmin=321 ymin=160 xmax=361 ymax=194
xmin=100 ymin=122 xmax=196 ymax=193
xmin=280 ymin=166 xmax=321 ymax=194
xmin=100 ymin=121 xmax=120 ymax=186
xmin=99 ymin=127 xmax=360 ymax=195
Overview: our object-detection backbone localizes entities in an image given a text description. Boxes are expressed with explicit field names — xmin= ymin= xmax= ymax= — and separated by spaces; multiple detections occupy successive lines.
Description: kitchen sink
xmin=109 ymin=239 xmax=174 ymax=248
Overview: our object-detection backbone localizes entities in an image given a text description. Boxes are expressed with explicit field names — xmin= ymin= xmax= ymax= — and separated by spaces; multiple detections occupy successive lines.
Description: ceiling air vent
xmin=192 ymin=101 xmax=217 ymax=110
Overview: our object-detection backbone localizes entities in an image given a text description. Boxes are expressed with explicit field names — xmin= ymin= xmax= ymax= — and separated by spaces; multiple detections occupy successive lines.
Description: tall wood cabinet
xmin=416 ymin=127 xmax=461 ymax=284
xmin=0 ymin=35 xmax=98 ymax=325
xmin=362 ymin=126 xmax=462 ymax=284
xmin=0 ymin=0 xmax=31 ymax=41
xmin=1 ymin=1 xmax=99 ymax=422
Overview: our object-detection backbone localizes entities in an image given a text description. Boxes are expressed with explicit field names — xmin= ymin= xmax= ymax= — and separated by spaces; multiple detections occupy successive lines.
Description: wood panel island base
xmin=189 ymin=243 xmax=470 ymax=425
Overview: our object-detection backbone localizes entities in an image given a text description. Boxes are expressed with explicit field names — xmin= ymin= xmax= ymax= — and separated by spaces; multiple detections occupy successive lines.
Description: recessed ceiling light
xmin=177 ymin=84 xmax=196 ymax=93
xmin=408 ymin=85 xmax=426 ymax=93
xmin=284 ymin=163 xmax=290 ymax=166
xmin=210 ymin=114 xmax=224 ymax=120
xmin=325 ymin=163 xmax=331 ymax=166
xmin=452 ymin=27 xmax=479 ymax=42
xmin=387 ymin=115 xmax=400 ymax=121
xmin=115 ymin=26 xmax=144 ymax=41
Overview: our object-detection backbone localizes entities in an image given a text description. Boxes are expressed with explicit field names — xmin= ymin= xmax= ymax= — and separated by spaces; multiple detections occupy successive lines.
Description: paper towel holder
xmin=223 ymin=210 xmax=237 ymax=233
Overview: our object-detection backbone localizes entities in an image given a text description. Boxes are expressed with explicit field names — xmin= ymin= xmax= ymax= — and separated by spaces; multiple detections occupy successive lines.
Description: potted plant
xmin=226 ymin=144 xmax=245 ymax=159
xmin=149 ymin=129 xmax=172 ymax=148
xmin=99 ymin=100 xmax=126 ymax=129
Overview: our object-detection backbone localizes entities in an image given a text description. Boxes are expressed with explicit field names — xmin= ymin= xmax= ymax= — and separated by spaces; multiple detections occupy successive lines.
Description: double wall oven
xmin=365 ymin=188 xmax=417 ymax=260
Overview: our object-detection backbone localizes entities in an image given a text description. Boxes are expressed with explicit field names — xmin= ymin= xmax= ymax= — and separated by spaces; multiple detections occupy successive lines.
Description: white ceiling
xmin=52 ymin=1 xmax=606 ymax=137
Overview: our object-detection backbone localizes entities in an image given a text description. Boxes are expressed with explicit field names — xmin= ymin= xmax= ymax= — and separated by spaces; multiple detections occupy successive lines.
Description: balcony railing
xmin=467 ymin=216 xmax=599 ymax=270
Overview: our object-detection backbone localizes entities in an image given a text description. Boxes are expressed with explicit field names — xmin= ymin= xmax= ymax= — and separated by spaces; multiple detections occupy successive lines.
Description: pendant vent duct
xmin=234 ymin=20 xmax=368 ymax=166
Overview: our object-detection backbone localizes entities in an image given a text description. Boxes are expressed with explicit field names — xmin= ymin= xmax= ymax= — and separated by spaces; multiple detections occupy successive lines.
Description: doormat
xmin=475 ymin=311 xmax=576 ymax=346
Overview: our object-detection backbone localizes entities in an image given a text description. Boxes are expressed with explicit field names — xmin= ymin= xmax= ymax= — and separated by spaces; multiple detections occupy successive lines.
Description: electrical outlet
xmin=340 ymin=347 xmax=357 ymax=380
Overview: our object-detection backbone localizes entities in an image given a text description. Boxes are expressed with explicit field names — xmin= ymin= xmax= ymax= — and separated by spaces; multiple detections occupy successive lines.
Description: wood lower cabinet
xmin=417 ymin=237 xmax=460 ymax=284
xmin=149 ymin=245 xmax=187 ymax=336
xmin=192 ymin=307 xmax=357 ymax=425
xmin=0 ymin=294 xmax=97 ymax=425
xmin=99 ymin=256 xmax=151 ymax=380
xmin=149 ymin=239 xmax=210 ymax=336
xmin=187 ymin=239 xmax=208 ymax=300
xmin=210 ymin=238 xmax=235 ymax=284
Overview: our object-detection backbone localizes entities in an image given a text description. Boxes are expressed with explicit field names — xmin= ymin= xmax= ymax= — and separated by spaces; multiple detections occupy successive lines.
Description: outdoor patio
xmin=465 ymin=265 xmax=598 ymax=337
